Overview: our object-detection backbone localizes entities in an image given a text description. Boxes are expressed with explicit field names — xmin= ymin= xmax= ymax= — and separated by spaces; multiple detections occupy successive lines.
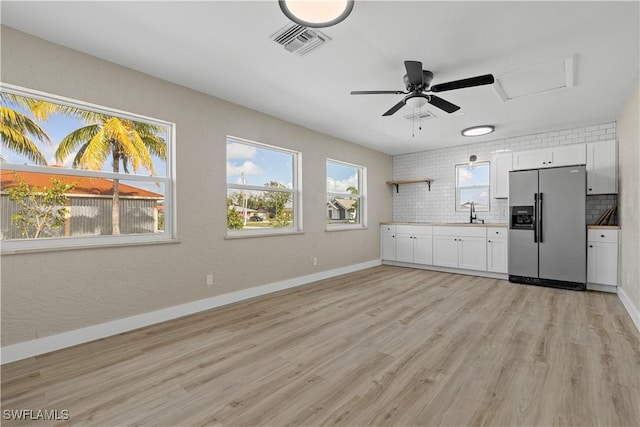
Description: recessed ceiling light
xmin=279 ymin=0 xmax=355 ymax=28
xmin=462 ymin=125 xmax=495 ymax=137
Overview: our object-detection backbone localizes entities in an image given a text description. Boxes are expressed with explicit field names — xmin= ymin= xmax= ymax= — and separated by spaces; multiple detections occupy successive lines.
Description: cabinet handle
xmin=488 ymin=240 xmax=492 ymax=243
xmin=588 ymin=188 xmax=593 ymax=191
xmin=601 ymin=235 xmax=605 ymax=238
xmin=495 ymin=231 xmax=499 ymax=234
xmin=589 ymin=245 xmax=593 ymax=248
xmin=548 ymin=161 xmax=552 ymax=164
xmin=543 ymin=162 xmax=546 ymax=164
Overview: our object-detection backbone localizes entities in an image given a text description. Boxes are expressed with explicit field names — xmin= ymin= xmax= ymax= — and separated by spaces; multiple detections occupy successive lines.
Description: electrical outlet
xmin=206 ymin=274 xmax=213 ymax=286
xmin=313 ymin=257 xmax=318 ymax=266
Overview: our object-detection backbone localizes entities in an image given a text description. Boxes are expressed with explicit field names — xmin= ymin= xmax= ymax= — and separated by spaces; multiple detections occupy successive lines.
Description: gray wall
xmin=0 ymin=27 xmax=393 ymax=346
xmin=617 ymin=76 xmax=640 ymax=314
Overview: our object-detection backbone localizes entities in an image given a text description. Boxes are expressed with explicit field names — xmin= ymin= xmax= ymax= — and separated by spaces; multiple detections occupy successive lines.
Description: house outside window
xmin=326 ymin=159 xmax=366 ymax=229
xmin=226 ymin=136 xmax=300 ymax=235
xmin=0 ymin=84 xmax=175 ymax=252
xmin=455 ymin=161 xmax=490 ymax=211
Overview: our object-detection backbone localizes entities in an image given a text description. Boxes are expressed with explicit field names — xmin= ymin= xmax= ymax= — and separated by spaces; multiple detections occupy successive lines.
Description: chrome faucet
xmin=470 ymin=201 xmax=476 ymax=224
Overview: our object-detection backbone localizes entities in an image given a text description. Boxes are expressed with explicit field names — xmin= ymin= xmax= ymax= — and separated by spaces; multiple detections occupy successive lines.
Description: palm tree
xmin=0 ymin=93 xmax=51 ymax=165
xmin=55 ymin=112 xmax=166 ymax=235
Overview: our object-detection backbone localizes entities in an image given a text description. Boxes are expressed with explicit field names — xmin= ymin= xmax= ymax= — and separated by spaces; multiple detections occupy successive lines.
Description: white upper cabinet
xmin=513 ymin=149 xmax=548 ymax=170
xmin=491 ymin=153 xmax=513 ymax=198
xmin=513 ymin=144 xmax=586 ymax=170
xmin=548 ymin=144 xmax=586 ymax=167
xmin=586 ymin=140 xmax=618 ymax=194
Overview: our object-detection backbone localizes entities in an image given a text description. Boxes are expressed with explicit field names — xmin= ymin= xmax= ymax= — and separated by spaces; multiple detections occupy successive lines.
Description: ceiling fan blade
xmin=350 ymin=90 xmax=406 ymax=95
xmin=382 ymin=100 xmax=406 ymax=116
xmin=430 ymin=74 xmax=495 ymax=92
xmin=427 ymin=95 xmax=460 ymax=113
xmin=404 ymin=61 xmax=424 ymax=86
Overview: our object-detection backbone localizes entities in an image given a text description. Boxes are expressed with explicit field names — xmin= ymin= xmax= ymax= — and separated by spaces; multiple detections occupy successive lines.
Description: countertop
xmin=381 ymin=222 xmax=508 ymax=228
xmin=587 ymin=225 xmax=620 ymax=230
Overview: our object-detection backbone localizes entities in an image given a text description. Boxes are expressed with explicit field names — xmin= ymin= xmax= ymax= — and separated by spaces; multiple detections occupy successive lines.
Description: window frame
xmin=455 ymin=161 xmax=490 ymax=212
xmin=226 ymin=135 xmax=302 ymax=237
xmin=0 ymin=83 xmax=177 ymax=253
xmin=326 ymin=158 xmax=367 ymax=231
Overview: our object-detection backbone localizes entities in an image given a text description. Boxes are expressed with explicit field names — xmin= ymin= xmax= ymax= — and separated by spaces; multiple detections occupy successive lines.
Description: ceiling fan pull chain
xmin=412 ymin=105 xmax=416 ymax=137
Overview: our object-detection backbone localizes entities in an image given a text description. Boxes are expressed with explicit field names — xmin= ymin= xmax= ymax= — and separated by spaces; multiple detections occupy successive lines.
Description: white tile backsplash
xmin=392 ymin=122 xmax=616 ymax=223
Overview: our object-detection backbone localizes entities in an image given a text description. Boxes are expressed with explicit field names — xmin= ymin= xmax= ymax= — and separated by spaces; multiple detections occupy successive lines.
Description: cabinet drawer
xmin=588 ymin=229 xmax=618 ymax=243
xmin=381 ymin=225 xmax=396 ymax=234
xmin=487 ymin=228 xmax=508 ymax=238
xmin=397 ymin=225 xmax=433 ymax=235
xmin=434 ymin=226 xmax=487 ymax=237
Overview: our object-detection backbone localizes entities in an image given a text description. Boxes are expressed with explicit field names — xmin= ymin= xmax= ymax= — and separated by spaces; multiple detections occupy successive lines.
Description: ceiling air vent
xmin=404 ymin=110 xmax=437 ymax=121
xmin=271 ymin=23 xmax=331 ymax=56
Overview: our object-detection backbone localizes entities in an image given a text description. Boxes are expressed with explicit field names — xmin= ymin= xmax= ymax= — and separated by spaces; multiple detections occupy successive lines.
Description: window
xmin=326 ymin=159 xmax=366 ymax=229
xmin=226 ymin=136 xmax=300 ymax=235
xmin=1 ymin=84 xmax=175 ymax=251
xmin=456 ymin=161 xmax=490 ymax=211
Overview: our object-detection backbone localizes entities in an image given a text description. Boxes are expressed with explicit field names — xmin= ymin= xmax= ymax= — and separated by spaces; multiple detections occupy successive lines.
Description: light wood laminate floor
xmin=2 ymin=266 xmax=639 ymax=426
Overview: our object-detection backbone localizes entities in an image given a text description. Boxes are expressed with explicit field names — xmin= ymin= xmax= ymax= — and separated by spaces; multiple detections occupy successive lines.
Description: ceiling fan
xmin=351 ymin=60 xmax=495 ymax=116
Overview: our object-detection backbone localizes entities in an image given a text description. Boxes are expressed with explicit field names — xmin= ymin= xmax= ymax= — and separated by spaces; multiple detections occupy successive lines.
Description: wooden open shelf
xmin=386 ymin=178 xmax=434 ymax=192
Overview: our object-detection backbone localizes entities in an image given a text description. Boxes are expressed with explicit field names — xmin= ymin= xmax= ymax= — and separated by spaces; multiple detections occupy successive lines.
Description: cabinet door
xmin=548 ymin=144 xmax=586 ymax=167
xmin=588 ymin=242 xmax=618 ymax=286
xmin=586 ymin=140 xmax=617 ymax=194
xmin=381 ymin=226 xmax=396 ymax=261
xmin=487 ymin=237 xmax=508 ymax=273
xmin=491 ymin=153 xmax=513 ymax=198
xmin=433 ymin=235 xmax=459 ymax=267
xmin=396 ymin=234 xmax=414 ymax=263
xmin=413 ymin=234 xmax=433 ymax=265
xmin=459 ymin=236 xmax=487 ymax=271
xmin=513 ymin=150 xmax=546 ymax=170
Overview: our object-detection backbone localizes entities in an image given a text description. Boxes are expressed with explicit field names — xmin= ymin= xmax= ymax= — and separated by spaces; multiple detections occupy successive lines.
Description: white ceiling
xmin=2 ymin=1 xmax=638 ymax=155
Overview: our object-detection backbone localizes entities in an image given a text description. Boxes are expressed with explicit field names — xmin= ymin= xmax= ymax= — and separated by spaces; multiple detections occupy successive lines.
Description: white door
xmin=588 ymin=242 xmax=618 ymax=286
xmin=381 ymin=226 xmax=396 ymax=261
xmin=513 ymin=149 xmax=547 ymax=170
xmin=586 ymin=140 xmax=617 ymax=194
xmin=395 ymin=234 xmax=414 ymax=263
xmin=548 ymin=144 xmax=586 ymax=167
xmin=487 ymin=238 xmax=508 ymax=273
xmin=413 ymin=234 xmax=433 ymax=265
xmin=459 ymin=236 xmax=487 ymax=271
xmin=491 ymin=153 xmax=513 ymax=198
xmin=433 ymin=235 xmax=459 ymax=267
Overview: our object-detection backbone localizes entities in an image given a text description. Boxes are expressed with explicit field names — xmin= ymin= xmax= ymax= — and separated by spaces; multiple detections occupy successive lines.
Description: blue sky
xmin=3 ymin=101 xmax=167 ymax=178
xmin=226 ymin=141 xmax=359 ymax=192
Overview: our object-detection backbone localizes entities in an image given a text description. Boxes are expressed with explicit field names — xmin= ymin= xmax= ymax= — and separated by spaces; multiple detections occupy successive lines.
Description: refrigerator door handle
xmin=539 ymin=192 xmax=544 ymax=243
xmin=533 ymin=193 xmax=538 ymax=243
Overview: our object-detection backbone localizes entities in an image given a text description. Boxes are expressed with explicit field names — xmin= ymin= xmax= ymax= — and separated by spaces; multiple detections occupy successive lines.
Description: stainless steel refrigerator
xmin=508 ymin=165 xmax=586 ymax=290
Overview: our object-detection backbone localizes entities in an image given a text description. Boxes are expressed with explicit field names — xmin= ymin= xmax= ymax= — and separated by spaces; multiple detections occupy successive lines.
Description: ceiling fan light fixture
xmin=462 ymin=125 xmax=495 ymax=137
xmin=279 ymin=0 xmax=354 ymax=28
xmin=405 ymin=95 xmax=428 ymax=109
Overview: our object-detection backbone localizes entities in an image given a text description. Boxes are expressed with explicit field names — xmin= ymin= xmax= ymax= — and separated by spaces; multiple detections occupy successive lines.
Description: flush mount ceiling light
xmin=279 ymin=0 xmax=354 ymax=28
xmin=462 ymin=125 xmax=495 ymax=137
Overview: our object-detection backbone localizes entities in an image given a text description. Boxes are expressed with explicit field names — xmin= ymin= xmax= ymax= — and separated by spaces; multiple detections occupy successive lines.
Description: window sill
xmin=225 ymin=230 xmax=304 ymax=240
xmin=326 ymin=225 xmax=369 ymax=232
xmin=1 ymin=237 xmax=181 ymax=255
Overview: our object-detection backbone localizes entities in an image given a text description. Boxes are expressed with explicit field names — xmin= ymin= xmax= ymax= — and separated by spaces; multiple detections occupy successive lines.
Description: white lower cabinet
xmin=381 ymin=225 xmax=396 ymax=261
xmin=587 ymin=229 xmax=618 ymax=288
xmin=433 ymin=227 xmax=487 ymax=271
xmin=487 ymin=228 xmax=508 ymax=273
xmin=396 ymin=225 xmax=433 ymax=264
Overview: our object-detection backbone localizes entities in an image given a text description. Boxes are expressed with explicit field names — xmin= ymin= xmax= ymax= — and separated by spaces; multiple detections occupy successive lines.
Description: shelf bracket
xmin=427 ymin=181 xmax=431 ymax=191
xmin=393 ymin=183 xmax=399 ymax=193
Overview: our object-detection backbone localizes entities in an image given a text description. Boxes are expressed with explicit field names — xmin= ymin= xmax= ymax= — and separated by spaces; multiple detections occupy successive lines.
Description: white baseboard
xmin=1 ymin=259 xmax=382 ymax=364
xmin=586 ymin=283 xmax=618 ymax=293
xmin=617 ymin=285 xmax=640 ymax=333
xmin=382 ymin=260 xmax=509 ymax=280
